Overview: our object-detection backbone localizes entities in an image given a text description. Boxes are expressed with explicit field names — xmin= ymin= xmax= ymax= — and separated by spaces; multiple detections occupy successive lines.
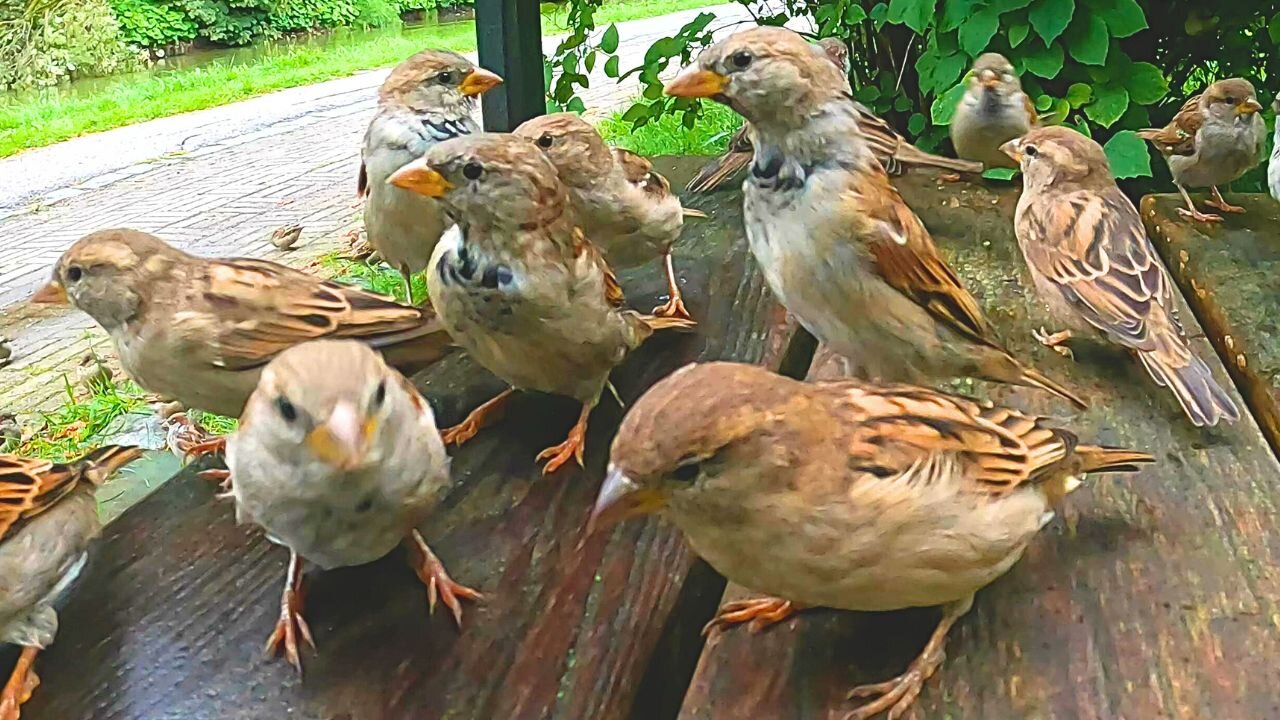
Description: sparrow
xmin=269 ymin=223 xmax=304 ymax=251
xmin=1136 ymin=78 xmax=1266 ymax=223
xmin=591 ymin=361 xmax=1152 ymax=720
xmin=1003 ymin=127 xmax=1240 ymax=427
xmin=686 ymin=37 xmax=981 ymax=194
xmin=666 ymin=27 xmax=1085 ymax=409
xmin=0 ymin=446 xmax=142 ymax=720
xmin=228 ymin=340 xmax=478 ymax=673
xmin=949 ymin=52 xmax=1038 ymax=169
xmin=358 ymin=49 xmax=503 ymax=301
xmin=34 ymin=228 xmax=452 ymax=428
xmin=513 ymin=112 xmax=702 ymax=320
xmin=388 ymin=133 xmax=695 ymax=473
xmin=1268 ymin=97 xmax=1280 ymax=202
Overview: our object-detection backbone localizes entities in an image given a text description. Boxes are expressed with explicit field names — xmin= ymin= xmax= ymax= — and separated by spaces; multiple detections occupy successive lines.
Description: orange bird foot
xmin=702 ymin=597 xmax=800 ymax=636
xmin=536 ymin=405 xmax=590 ymax=474
xmin=406 ymin=530 xmax=482 ymax=628
xmin=264 ymin=553 xmax=315 ymax=675
xmin=1176 ymin=206 xmax=1223 ymax=224
xmin=0 ymin=647 xmax=39 ymax=720
xmin=441 ymin=388 xmax=515 ymax=447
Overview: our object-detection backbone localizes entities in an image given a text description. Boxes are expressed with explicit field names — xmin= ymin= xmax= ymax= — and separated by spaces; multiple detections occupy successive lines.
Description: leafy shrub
xmin=108 ymin=0 xmax=409 ymax=50
xmin=110 ymin=0 xmax=198 ymax=47
xmin=1 ymin=0 xmax=140 ymax=89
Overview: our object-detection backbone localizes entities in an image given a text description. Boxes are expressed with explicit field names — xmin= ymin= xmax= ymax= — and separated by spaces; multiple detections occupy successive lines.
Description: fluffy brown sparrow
xmin=0 ymin=446 xmax=142 ymax=720
xmin=1003 ymin=127 xmax=1240 ymax=427
xmin=34 ymin=229 xmax=452 ymax=421
xmin=388 ymin=133 xmax=695 ymax=473
xmin=228 ymin=340 xmax=478 ymax=673
xmin=358 ymin=49 xmax=503 ymax=300
xmin=686 ymin=37 xmax=981 ymax=194
xmin=513 ymin=112 xmax=701 ymax=320
xmin=666 ymin=27 xmax=1084 ymax=409
xmin=592 ymin=361 xmax=1152 ymax=720
xmin=1137 ymin=78 xmax=1266 ymax=223
xmin=269 ymin=223 xmax=304 ymax=251
xmin=949 ymin=53 xmax=1038 ymax=169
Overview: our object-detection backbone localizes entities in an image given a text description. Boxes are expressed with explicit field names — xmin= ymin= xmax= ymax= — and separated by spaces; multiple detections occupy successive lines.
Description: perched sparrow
xmin=1003 ymin=127 xmax=1240 ymax=427
xmin=0 ymin=446 xmax=142 ymax=720
xmin=388 ymin=134 xmax=695 ymax=473
xmin=34 ymin=229 xmax=452 ymax=420
xmin=513 ymin=112 xmax=700 ymax=320
xmin=592 ymin=362 xmax=1152 ymax=720
xmin=666 ymin=27 xmax=1084 ymax=408
xmin=949 ymin=53 xmax=1038 ymax=169
xmin=1137 ymin=78 xmax=1266 ymax=223
xmin=1269 ymin=97 xmax=1280 ymax=201
xmin=358 ymin=49 xmax=503 ymax=301
xmin=269 ymin=223 xmax=303 ymax=251
xmin=229 ymin=340 xmax=478 ymax=673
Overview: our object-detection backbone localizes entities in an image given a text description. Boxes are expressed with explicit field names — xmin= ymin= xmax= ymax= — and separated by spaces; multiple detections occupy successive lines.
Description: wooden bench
xmin=13 ymin=162 xmax=1280 ymax=720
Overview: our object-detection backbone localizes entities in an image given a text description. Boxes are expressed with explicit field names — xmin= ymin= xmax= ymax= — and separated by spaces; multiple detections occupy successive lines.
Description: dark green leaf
xmin=931 ymin=82 xmax=968 ymax=124
xmin=990 ymin=0 xmax=1035 ymax=10
xmin=845 ymin=4 xmax=868 ymax=23
xmin=887 ymin=0 xmax=933 ymax=34
xmin=1047 ymin=97 xmax=1071 ymax=124
xmin=604 ymin=55 xmax=620 ymax=78
xmin=1021 ymin=40 xmax=1064 ymax=78
xmin=621 ymin=103 xmax=648 ymax=123
xmin=870 ymin=2 xmax=890 ymax=25
xmin=941 ymin=0 xmax=980 ymax=32
xmin=643 ymin=82 xmax=664 ymax=100
xmin=1124 ymin=62 xmax=1168 ymax=104
xmin=959 ymin=8 xmax=1000 ymax=55
xmin=584 ymin=50 xmax=596 ymax=73
xmin=1028 ymin=0 xmax=1075 ymax=44
xmin=983 ymin=167 xmax=1019 ymax=180
xmin=908 ymin=112 xmax=927 ymax=135
xmin=1085 ymin=84 xmax=1128 ymax=126
xmin=1035 ymin=94 xmax=1053 ymax=112
xmin=931 ymin=52 xmax=968 ymax=93
xmin=1067 ymin=14 xmax=1109 ymax=65
xmin=1097 ymin=0 xmax=1146 ymax=37
xmin=1066 ymin=82 xmax=1092 ymax=107
xmin=1102 ymin=130 xmax=1151 ymax=178
xmin=855 ymin=85 xmax=882 ymax=103
xmin=567 ymin=97 xmax=586 ymax=114
xmin=894 ymin=94 xmax=913 ymax=111
xmin=1270 ymin=12 xmax=1280 ymax=45
xmin=1008 ymin=21 xmax=1031 ymax=47
xmin=600 ymin=23 xmax=619 ymax=53
xmin=682 ymin=110 xmax=698 ymax=129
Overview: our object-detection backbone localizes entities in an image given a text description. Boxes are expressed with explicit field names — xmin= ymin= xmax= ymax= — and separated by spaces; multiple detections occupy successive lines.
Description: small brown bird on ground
xmin=358 ymin=49 xmax=503 ymax=301
xmin=269 ymin=223 xmax=304 ymax=251
xmin=0 ymin=446 xmax=143 ymax=720
xmin=591 ymin=362 xmax=1153 ymax=720
xmin=1003 ymin=127 xmax=1240 ymax=427
xmin=686 ymin=37 xmax=980 ymax=194
xmin=228 ymin=340 xmax=477 ymax=673
xmin=666 ymin=27 xmax=1084 ymax=409
xmin=514 ymin=112 xmax=701 ymax=320
xmin=1136 ymin=78 xmax=1265 ymax=223
xmin=949 ymin=53 xmax=1038 ymax=169
xmin=389 ymin=133 xmax=695 ymax=473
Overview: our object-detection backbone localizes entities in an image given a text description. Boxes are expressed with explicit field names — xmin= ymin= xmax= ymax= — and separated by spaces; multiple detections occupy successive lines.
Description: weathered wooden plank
xmin=679 ymin=174 xmax=1280 ymax=720
xmin=1141 ymin=194 xmax=1280 ymax=457
xmin=17 ymin=158 xmax=791 ymax=720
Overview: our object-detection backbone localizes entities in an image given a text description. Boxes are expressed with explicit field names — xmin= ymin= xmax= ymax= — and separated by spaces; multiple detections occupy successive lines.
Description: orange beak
xmin=999 ymin=138 xmax=1023 ymax=163
xmin=32 ymin=281 xmax=68 ymax=304
xmin=458 ymin=67 xmax=504 ymax=97
xmin=1237 ymin=98 xmax=1263 ymax=116
xmin=388 ymin=159 xmax=454 ymax=198
xmin=305 ymin=401 xmax=376 ymax=470
xmin=979 ymin=70 xmax=1001 ymax=90
xmin=664 ymin=68 xmax=728 ymax=99
xmin=586 ymin=465 xmax=668 ymax=535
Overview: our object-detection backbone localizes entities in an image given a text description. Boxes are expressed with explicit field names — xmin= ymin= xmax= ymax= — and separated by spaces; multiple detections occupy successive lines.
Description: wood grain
xmin=679 ymin=175 xmax=1280 ymax=720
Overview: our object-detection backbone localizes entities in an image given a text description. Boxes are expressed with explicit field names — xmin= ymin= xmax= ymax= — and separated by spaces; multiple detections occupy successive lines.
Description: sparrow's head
xmin=379 ymin=49 xmax=502 ymax=116
xmin=967 ymin=53 xmax=1021 ymax=98
xmin=388 ymin=133 xmax=568 ymax=229
xmin=35 ymin=228 xmax=182 ymax=331
xmin=1001 ymin=126 xmax=1111 ymax=190
xmin=591 ymin=362 xmax=810 ymax=532
xmin=512 ymin=112 xmax=613 ymax=187
xmin=665 ymin=27 xmax=847 ymax=130
xmin=245 ymin=340 xmax=424 ymax=472
xmin=1200 ymin=78 xmax=1263 ymax=123
xmin=815 ymin=37 xmax=851 ymax=76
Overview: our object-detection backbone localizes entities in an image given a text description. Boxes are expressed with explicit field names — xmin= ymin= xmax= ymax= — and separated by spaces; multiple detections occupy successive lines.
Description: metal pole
xmin=475 ymin=0 xmax=546 ymax=132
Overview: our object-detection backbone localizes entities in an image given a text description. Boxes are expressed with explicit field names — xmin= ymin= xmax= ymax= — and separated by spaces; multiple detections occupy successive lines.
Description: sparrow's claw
xmin=536 ymin=405 xmax=590 ymax=474
xmin=198 ymin=468 xmax=233 ymax=493
xmin=407 ymin=530 xmax=482 ymax=628
xmin=1206 ymin=187 xmax=1245 ymax=214
xmin=183 ymin=436 xmax=227 ymax=462
xmin=0 ymin=647 xmax=39 ymax=720
xmin=1176 ymin=207 xmax=1222 ymax=224
xmin=442 ymin=388 xmax=515 ymax=447
xmin=937 ymin=172 xmax=962 ymax=183
xmin=702 ymin=597 xmax=799 ymax=636
xmin=264 ymin=553 xmax=314 ymax=675
xmin=652 ymin=252 xmax=694 ymax=321
xmin=1032 ymin=327 xmax=1074 ymax=360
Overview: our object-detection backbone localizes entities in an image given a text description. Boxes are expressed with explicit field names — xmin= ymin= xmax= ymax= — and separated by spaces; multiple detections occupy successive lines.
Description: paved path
xmin=0 ymin=3 xmax=785 ymax=421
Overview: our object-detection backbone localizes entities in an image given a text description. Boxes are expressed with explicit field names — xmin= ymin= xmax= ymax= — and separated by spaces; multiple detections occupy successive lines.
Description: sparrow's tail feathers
xmin=357 ymin=162 xmax=369 ymax=199
xmin=1018 ymin=366 xmax=1089 ymax=411
xmin=685 ymin=151 xmax=751 ymax=194
xmin=77 ymin=445 xmax=145 ymax=485
xmin=682 ymin=207 xmax=708 ymax=219
xmin=892 ymin=144 xmax=983 ymax=175
xmin=1138 ymin=352 xmax=1240 ymax=427
xmin=641 ymin=315 xmax=698 ymax=333
xmin=1075 ymin=446 xmax=1157 ymax=475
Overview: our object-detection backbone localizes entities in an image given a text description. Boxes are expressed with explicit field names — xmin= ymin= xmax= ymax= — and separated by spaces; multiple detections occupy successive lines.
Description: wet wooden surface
xmin=18 ymin=158 xmax=796 ymax=720
xmin=679 ymin=174 xmax=1280 ymax=720
xmin=1142 ymin=193 xmax=1280 ymax=457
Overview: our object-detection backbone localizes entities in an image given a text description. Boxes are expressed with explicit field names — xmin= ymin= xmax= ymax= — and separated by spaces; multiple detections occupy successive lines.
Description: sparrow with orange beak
xmin=228 ymin=339 xmax=479 ymax=673
xmin=949 ymin=52 xmax=1038 ymax=169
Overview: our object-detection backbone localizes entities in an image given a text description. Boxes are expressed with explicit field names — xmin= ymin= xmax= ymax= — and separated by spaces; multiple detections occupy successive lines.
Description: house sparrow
xmin=949 ymin=53 xmax=1038 ymax=169
xmin=388 ymin=133 xmax=695 ymax=473
xmin=686 ymin=37 xmax=981 ymax=194
xmin=513 ymin=112 xmax=701 ymax=320
xmin=0 ymin=446 xmax=143 ymax=720
xmin=33 ymin=228 xmax=452 ymax=420
xmin=1268 ymin=97 xmax=1280 ymax=201
xmin=591 ymin=362 xmax=1152 ymax=720
xmin=666 ymin=27 xmax=1085 ymax=409
xmin=358 ymin=49 xmax=503 ymax=301
xmin=269 ymin=223 xmax=303 ymax=251
xmin=1003 ymin=127 xmax=1240 ymax=427
xmin=1137 ymin=78 xmax=1266 ymax=223
xmin=228 ymin=340 xmax=478 ymax=673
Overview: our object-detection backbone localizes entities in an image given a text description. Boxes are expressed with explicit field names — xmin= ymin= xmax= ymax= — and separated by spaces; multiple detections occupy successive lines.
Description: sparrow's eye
xmin=277 ymin=396 xmax=298 ymax=422
xmin=1023 ymin=144 xmax=1039 ymax=158
xmin=372 ymin=380 xmax=387 ymax=408
xmin=537 ymin=134 xmax=554 ymax=148
xmin=66 ymin=265 xmax=83 ymax=282
xmin=672 ymin=458 xmax=701 ymax=482
xmin=1222 ymin=95 xmax=1236 ymax=105
xmin=462 ymin=161 xmax=483 ymax=180
xmin=438 ymin=71 xmax=455 ymax=85
xmin=730 ymin=51 xmax=752 ymax=70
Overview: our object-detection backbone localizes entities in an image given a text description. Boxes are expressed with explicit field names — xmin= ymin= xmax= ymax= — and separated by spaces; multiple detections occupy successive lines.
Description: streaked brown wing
xmin=570 ymin=226 xmax=626 ymax=308
xmin=614 ymin=148 xmax=673 ymax=203
xmin=0 ymin=446 xmax=140 ymax=541
xmin=1137 ymin=94 xmax=1202 ymax=156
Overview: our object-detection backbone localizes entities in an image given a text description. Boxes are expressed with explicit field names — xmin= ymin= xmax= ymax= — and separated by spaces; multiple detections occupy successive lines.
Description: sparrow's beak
xmin=306 ymin=401 xmax=376 ymax=470
xmin=388 ymin=159 xmax=454 ymax=198
xmin=979 ymin=70 xmax=1001 ymax=90
xmin=664 ymin=68 xmax=728 ymax=99
xmin=32 ymin=280 xmax=68 ymax=304
xmin=999 ymin=138 xmax=1023 ymax=163
xmin=587 ymin=464 xmax=668 ymax=534
xmin=1237 ymin=98 xmax=1263 ymax=116
xmin=458 ymin=67 xmax=504 ymax=97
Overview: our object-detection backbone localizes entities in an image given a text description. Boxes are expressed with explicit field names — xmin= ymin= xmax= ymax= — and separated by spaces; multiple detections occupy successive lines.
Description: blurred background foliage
xmin=0 ymin=0 xmax=140 ymax=89
xmin=549 ymin=0 xmax=1280 ymax=189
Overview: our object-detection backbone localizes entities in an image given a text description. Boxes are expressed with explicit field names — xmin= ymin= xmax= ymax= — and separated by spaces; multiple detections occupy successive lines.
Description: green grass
xmin=188 ymin=409 xmax=239 ymax=435
xmin=0 ymin=0 xmax=720 ymax=158
xmin=18 ymin=376 xmax=149 ymax=462
xmin=315 ymin=250 xmax=424 ymax=303
xmin=598 ymin=100 xmax=741 ymax=156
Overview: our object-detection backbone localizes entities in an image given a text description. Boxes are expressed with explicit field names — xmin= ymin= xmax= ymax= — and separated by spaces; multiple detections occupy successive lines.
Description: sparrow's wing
xmin=0 ymin=446 xmax=141 ymax=541
xmin=1024 ymin=94 xmax=1042 ymax=128
xmin=569 ymin=226 xmax=626 ymax=308
xmin=687 ymin=124 xmax=754 ymax=193
xmin=614 ymin=148 xmax=674 ymax=203
xmin=1136 ymin=94 xmax=1202 ymax=156
xmin=850 ymin=99 xmax=983 ymax=174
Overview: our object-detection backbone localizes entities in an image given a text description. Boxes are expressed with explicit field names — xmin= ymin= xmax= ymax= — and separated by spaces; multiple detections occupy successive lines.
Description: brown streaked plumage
xmin=592 ymin=362 xmax=1152 ymax=720
xmin=389 ymin=133 xmax=694 ymax=473
xmin=666 ymin=27 xmax=1085 ymax=409
xmin=1004 ymin=126 xmax=1240 ymax=427
xmin=514 ymin=112 xmax=698 ymax=320
xmin=950 ymin=52 xmax=1038 ymax=169
xmin=1136 ymin=78 xmax=1265 ymax=223
xmin=0 ymin=446 xmax=142 ymax=720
